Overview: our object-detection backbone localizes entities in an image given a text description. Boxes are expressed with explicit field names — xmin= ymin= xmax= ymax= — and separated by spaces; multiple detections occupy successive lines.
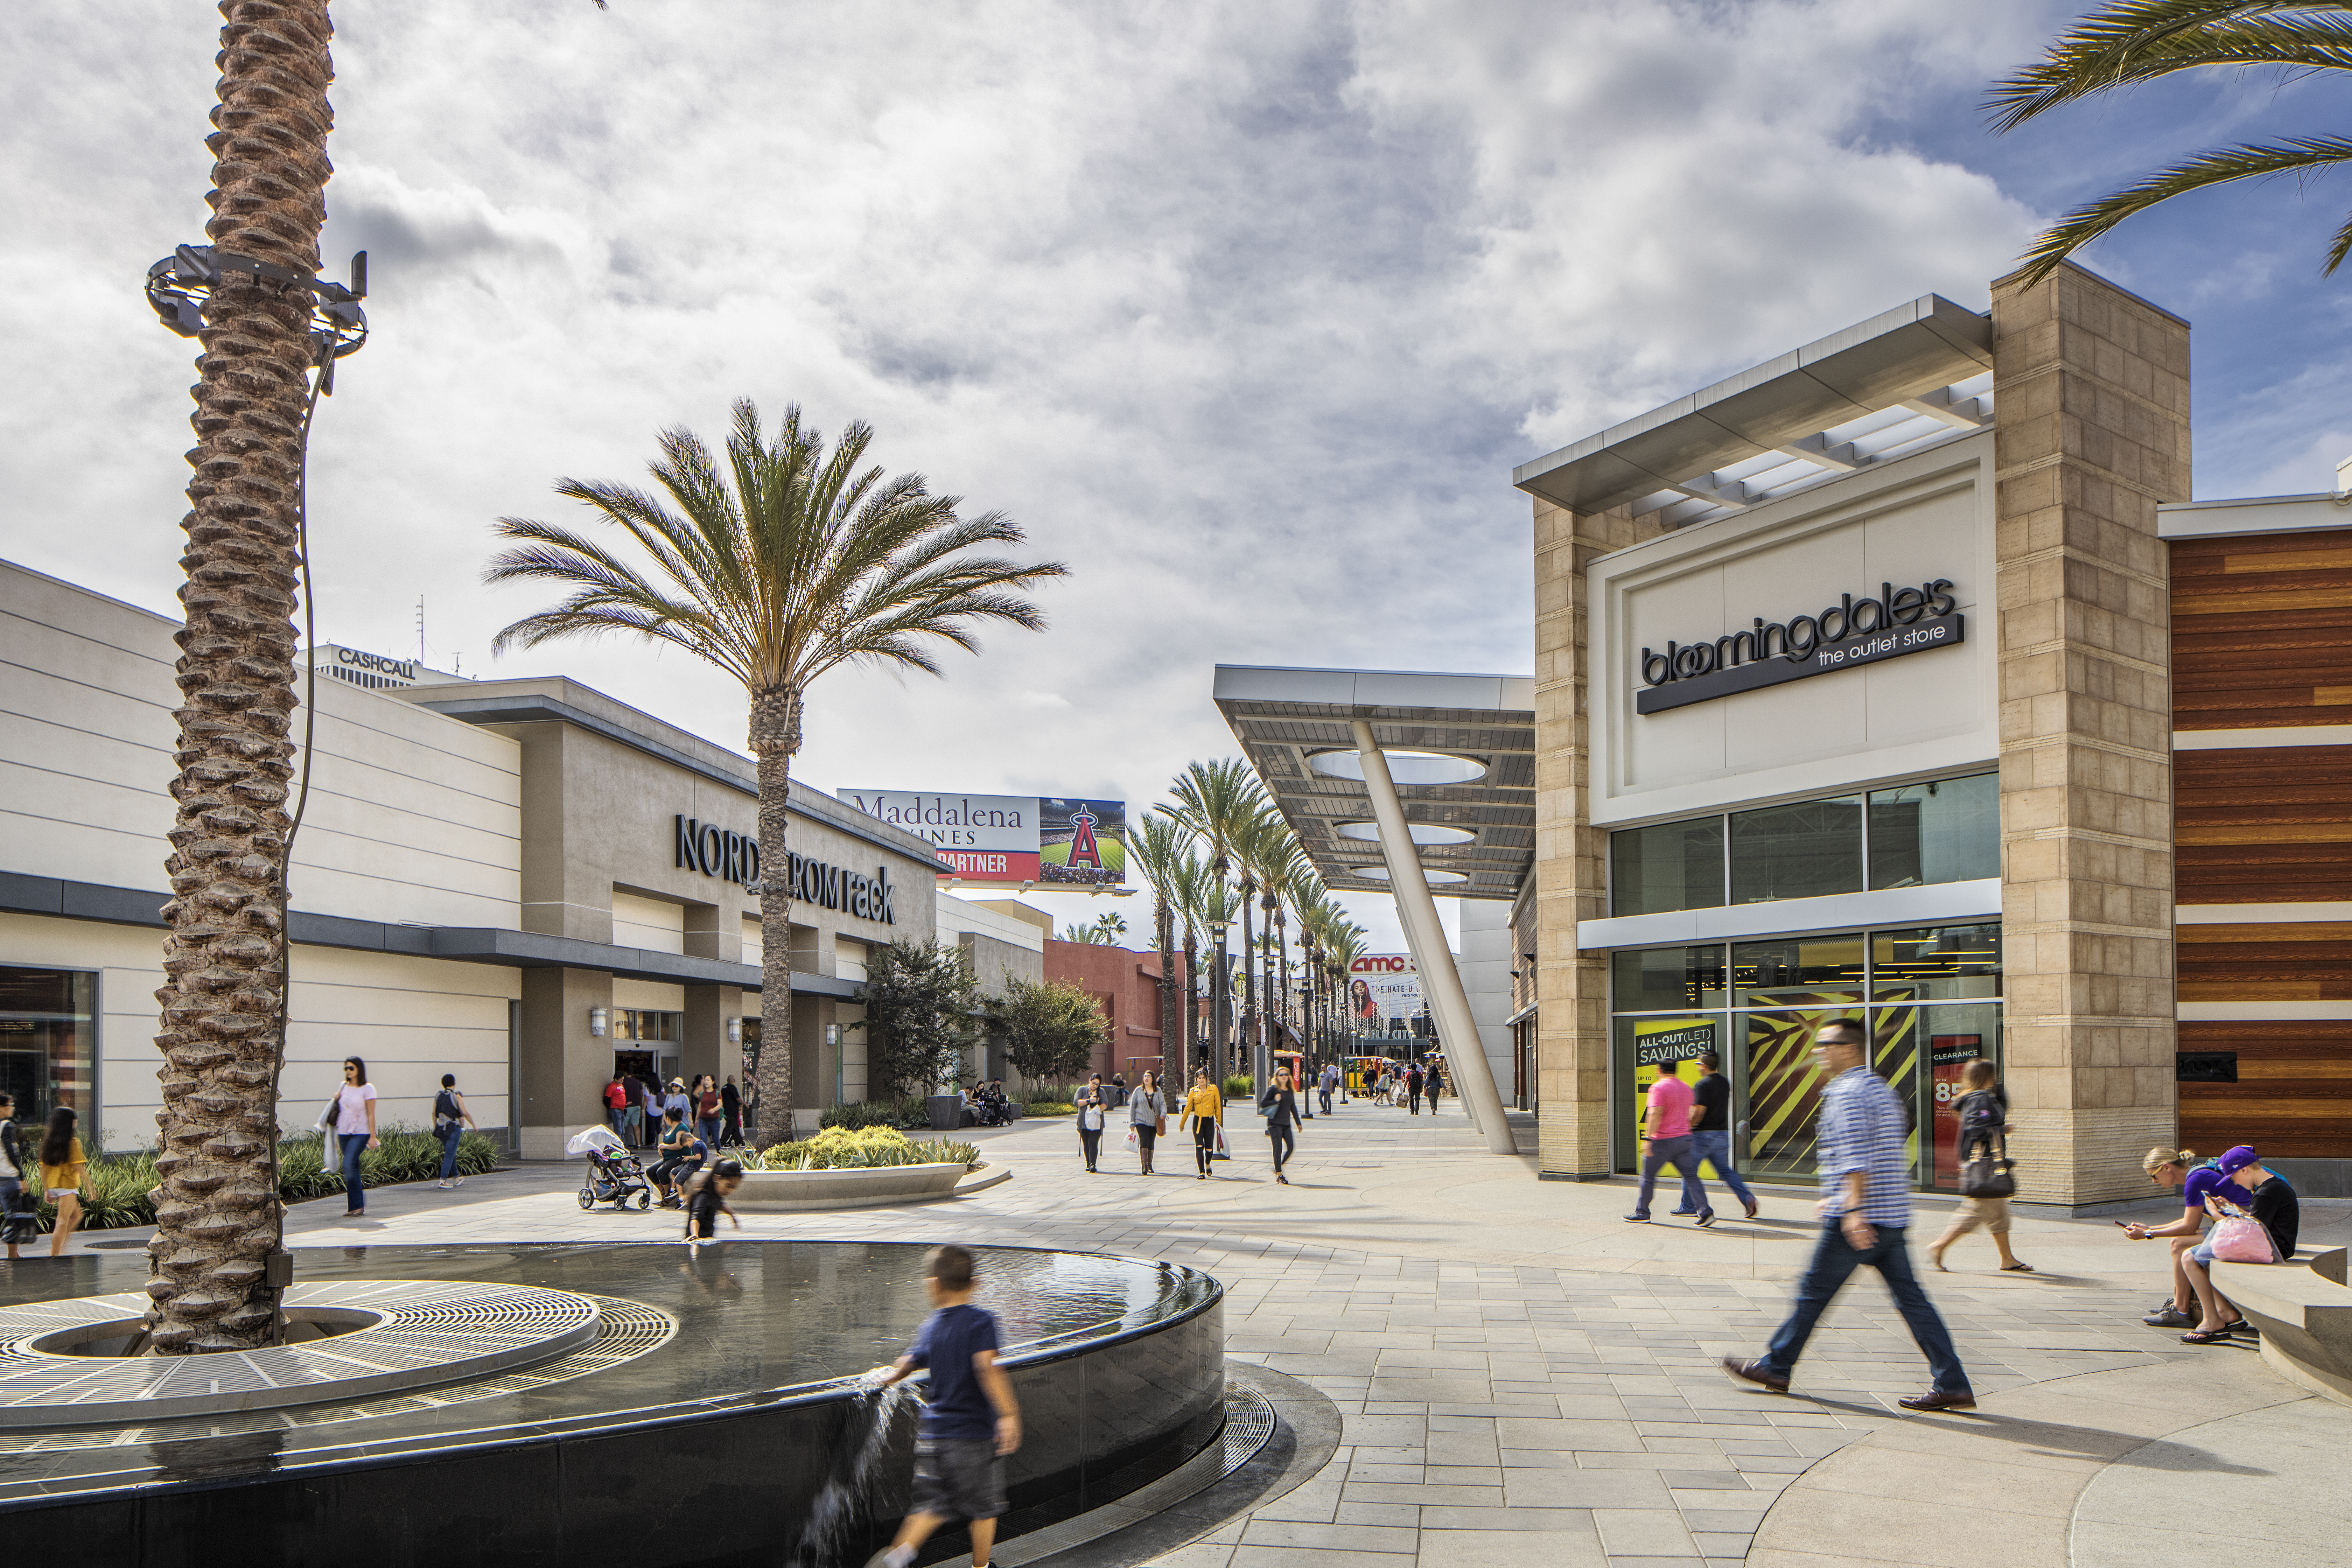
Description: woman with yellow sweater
xmin=1180 ymin=1070 xmax=1223 ymax=1180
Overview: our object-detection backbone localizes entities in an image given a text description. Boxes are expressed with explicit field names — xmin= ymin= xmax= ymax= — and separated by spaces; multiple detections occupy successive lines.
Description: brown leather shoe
xmin=1896 ymin=1387 xmax=1976 ymax=1412
xmin=1721 ymin=1357 xmax=1788 ymax=1393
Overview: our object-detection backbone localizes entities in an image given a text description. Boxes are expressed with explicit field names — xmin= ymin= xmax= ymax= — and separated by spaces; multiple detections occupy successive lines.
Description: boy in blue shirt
xmin=865 ymin=1245 xmax=1023 ymax=1568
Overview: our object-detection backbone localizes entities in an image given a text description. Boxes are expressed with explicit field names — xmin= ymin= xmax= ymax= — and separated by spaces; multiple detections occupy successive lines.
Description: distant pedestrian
xmin=683 ymin=1157 xmax=743 ymax=1247
xmin=1626 ymin=1058 xmax=1712 ymax=1226
xmin=1109 ymin=1074 xmax=1129 ymax=1109
xmin=36 ymin=1106 xmax=86 ymax=1256
xmin=639 ymin=1078 xmax=663 ymax=1150
xmin=1425 ymin=1059 xmax=1444 ymax=1108
xmin=1128 ymin=1070 xmax=1166 ymax=1175
xmin=721 ymin=1077 xmax=743 ymax=1147
xmin=1181 ymin=1069 xmax=1224 ymax=1179
xmin=1722 ymin=1020 xmax=1973 ymax=1411
xmin=1317 ymin=1061 xmax=1337 ymax=1116
xmin=1679 ymin=1052 xmax=1758 ymax=1221
xmin=1259 ymin=1065 xmax=1303 ymax=1185
xmin=433 ymin=1074 xmax=478 ymax=1189
xmin=863 ymin=1244 xmax=1023 ymax=1568
xmin=664 ymin=1078 xmax=691 ymax=1133
xmin=330 ymin=1056 xmax=379 ymax=1219
xmin=694 ymin=1075 xmax=723 ymax=1146
xmin=1076 ymin=1076 xmax=1108 ymax=1172
xmin=1926 ymin=1060 xmax=2028 ymax=1273
xmin=0 ymin=1095 xmax=33 ymax=1260
xmin=603 ymin=1074 xmax=630 ymax=1139
xmin=1405 ymin=1063 xmax=1424 ymax=1114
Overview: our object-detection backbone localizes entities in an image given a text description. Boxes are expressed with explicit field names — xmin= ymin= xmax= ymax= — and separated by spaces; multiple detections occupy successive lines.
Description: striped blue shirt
xmin=1817 ymin=1066 xmax=1912 ymax=1226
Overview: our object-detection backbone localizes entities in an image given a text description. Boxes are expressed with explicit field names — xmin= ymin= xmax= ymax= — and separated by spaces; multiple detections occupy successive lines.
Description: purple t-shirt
xmin=910 ymin=1303 xmax=1001 ymax=1442
xmin=2184 ymin=1164 xmax=2251 ymax=1214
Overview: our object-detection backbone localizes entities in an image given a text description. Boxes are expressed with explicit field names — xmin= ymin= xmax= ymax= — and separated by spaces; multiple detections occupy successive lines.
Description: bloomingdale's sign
xmin=1637 ymin=578 xmax=1961 ymax=715
xmin=672 ymin=816 xmax=896 ymax=925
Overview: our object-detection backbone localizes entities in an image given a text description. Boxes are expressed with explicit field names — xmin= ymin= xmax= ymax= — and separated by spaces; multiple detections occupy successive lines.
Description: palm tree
xmin=1057 ymin=914 xmax=1128 ymax=945
xmin=486 ymin=400 xmax=1066 ymax=1147
xmin=143 ymin=0 xmax=338 ymax=1358
xmin=1991 ymin=2 xmax=2352 ymax=280
xmin=1129 ymin=813 xmax=1197 ymax=1087
xmin=1228 ymin=809 xmax=1299 ymax=1072
xmin=1165 ymin=760 xmax=1272 ymax=1073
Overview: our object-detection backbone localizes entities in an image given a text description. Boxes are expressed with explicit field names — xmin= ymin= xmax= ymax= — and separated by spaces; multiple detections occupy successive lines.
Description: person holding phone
xmin=2122 ymin=1147 xmax=2251 ymax=1328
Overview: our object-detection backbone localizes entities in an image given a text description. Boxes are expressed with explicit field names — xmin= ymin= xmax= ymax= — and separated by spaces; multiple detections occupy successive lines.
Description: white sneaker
xmin=452 ymin=1177 xmax=464 ymax=1187
xmin=435 ymin=1180 xmax=450 ymax=1190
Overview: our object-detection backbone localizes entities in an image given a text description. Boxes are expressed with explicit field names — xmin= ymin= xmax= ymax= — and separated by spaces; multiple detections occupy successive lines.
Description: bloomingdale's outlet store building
xmin=0 ymin=560 xmax=942 ymax=1157
xmin=1520 ymin=261 xmax=2352 ymax=1211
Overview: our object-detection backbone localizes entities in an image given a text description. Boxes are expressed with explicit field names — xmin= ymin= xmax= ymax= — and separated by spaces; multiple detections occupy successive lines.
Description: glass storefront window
xmin=0 ymin=967 xmax=95 ymax=1132
xmin=1730 ymin=796 xmax=1862 ymax=904
xmin=1871 ymin=925 xmax=2001 ymax=1002
xmin=1610 ymin=817 xmax=1725 ymax=916
xmin=1613 ymin=1014 xmax=1725 ymax=1171
xmin=1731 ymin=936 xmax=1864 ymax=1008
xmin=614 ymin=1009 xmax=681 ymax=1043
xmin=1611 ymin=946 xmax=1728 ymax=1013
xmin=1868 ymin=774 xmax=1998 ymax=889
xmin=1740 ymin=1004 xmax=1860 ymax=1182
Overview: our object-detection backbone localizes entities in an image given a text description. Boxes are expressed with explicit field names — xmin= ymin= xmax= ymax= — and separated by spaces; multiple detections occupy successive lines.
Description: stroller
xmin=567 ymin=1125 xmax=652 ymax=1210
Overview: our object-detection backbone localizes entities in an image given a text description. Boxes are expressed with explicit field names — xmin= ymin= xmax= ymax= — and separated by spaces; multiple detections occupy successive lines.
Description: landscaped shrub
xmin=1223 ymin=1074 xmax=1254 ymax=1100
xmin=46 ymin=1126 xmax=502 ymax=1232
xmin=1023 ymin=1100 xmax=1076 ymax=1116
xmin=819 ymin=1098 xmax=928 ymax=1132
xmin=757 ymin=1127 xmax=980 ymax=1171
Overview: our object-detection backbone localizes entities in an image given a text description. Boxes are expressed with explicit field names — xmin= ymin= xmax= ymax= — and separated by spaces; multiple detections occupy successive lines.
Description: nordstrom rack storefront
xmin=0 ymin=560 xmax=940 ymax=1157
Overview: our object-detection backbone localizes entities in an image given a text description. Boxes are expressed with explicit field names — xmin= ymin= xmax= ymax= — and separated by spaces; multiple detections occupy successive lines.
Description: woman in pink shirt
xmin=1625 ymin=1060 xmax=1713 ymax=1226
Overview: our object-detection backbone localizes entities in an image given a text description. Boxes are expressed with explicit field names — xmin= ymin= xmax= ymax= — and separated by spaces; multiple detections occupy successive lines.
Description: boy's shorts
xmin=911 ymin=1435 xmax=1005 ymax=1521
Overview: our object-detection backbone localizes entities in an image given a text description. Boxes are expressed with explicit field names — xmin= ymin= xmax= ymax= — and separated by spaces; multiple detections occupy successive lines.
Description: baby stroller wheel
xmin=635 ymin=1190 xmax=651 ymax=1210
xmin=577 ymin=1185 xmax=595 ymax=1210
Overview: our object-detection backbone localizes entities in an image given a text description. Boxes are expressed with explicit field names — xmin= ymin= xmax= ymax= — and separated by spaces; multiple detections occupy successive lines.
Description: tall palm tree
xmin=1129 ymin=813 xmax=1197 ymax=1086
xmin=486 ymin=401 xmax=1066 ymax=1146
xmin=1228 ymin=808 xmax=1298 ymax=1070
xmin=1991 ymin=2 xmax=2352 ymax=280
xmin=1165 ymin=760 xmax=1271 ymax=1073
xmin=145 ymin=0 xmax=338 ymax=1358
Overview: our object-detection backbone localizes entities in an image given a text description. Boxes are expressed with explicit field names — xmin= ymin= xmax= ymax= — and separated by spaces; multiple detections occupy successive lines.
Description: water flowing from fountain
xmin=794 ymin=1377 xmax=918 ymax=1565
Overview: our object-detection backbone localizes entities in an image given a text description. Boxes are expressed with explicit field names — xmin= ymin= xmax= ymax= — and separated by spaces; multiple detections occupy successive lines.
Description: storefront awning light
xmin=1307 ymin=749 xmax=1487 ymax=786
xmin=1334 ymin=820 xmax=1476 ymax=846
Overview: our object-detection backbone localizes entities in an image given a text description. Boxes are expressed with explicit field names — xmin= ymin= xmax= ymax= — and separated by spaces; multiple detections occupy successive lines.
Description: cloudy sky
xmin=8 ymin=1 xmax=2352 ymax=951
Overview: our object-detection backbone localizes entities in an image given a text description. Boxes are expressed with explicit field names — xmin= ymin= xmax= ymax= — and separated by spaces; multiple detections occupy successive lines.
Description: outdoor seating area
xmin=2213 ymin=1244 xmax=2352 ymax=1406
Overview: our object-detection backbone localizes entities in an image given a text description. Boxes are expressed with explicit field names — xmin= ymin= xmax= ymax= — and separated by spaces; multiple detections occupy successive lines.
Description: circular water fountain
xmin=0 ymin=1242 xmax=1226 ymax=1566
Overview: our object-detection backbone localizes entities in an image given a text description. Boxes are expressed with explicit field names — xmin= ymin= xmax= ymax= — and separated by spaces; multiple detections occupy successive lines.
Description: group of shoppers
xmin=604 ymin=1072 xmax=743 ymax=1152
xmin=2126 ymin=1144 xmax=2301 ymax=1342
xmin=1370 ymin=1059 xmax=1444 ymax=1112
xmin=323 ymin=1057 xmax=480 ymax=1216
xmin=0 ymin=1097 xmax=87 ymax=1258
xmin=1066 ymin=1064 xmax=1315 ymax=1183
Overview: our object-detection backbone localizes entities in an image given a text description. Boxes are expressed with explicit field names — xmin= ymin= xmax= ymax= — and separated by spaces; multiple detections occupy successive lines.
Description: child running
xmin=682 ymin=1157 xmax=742 ymax=1247
xmin=864 ymin=1244 xmax=1023 ymax=1568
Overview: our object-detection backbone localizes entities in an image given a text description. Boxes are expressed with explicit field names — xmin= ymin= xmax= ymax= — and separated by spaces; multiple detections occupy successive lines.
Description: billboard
xmin=841 ymin=790 xmax=1126 ymax=886
xmin=1346 ymin=954 xmax=1422 ymax=1025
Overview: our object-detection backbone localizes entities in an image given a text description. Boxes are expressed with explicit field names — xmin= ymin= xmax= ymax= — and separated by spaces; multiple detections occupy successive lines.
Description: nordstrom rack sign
xmin=672 ymin=816 xmax=896 ymax=925
xmin=1637 ymin=579 xmax=1961 ymax=715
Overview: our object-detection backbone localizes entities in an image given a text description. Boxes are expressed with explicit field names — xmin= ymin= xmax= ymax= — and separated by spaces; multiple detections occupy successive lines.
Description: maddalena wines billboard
xmin=841 ymin=790 xmax=1127 ymax=886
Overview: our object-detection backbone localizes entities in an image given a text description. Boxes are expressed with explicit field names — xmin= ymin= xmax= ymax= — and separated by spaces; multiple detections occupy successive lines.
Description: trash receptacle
xmin=926 ymin=1095 xmax=963 ymax=1131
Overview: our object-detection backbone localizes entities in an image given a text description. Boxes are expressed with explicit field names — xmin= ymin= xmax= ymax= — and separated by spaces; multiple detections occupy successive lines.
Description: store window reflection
xmin=1611 ymin=946 xmax=1727 ymax=1013
xmin=1868 ymin=774 xmax=1998 ymax=889
xmin=1609 ymin=817 xmax=1724 ymax=916
xmin=1871 ymin=925 xmax=2001 ymax=1001
xmin=1732 ymin=936 xmax=1863 ymax=1006
xmin=0 ymin=967 xmax=94 ymax=1135
xmin=1730 ymin=796 xmax=1862 ymax=904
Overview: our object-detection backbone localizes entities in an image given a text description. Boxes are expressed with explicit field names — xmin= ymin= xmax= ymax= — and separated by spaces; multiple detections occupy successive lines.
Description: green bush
xmin=1223 ymin=1074 xmax=1254 ymax=1100
xmin=1024 ymin=1101 xmax=1076 ymax=1117
xmin=757 ymin=1127 xmax=979 ymax=1171
xmin=819 ymin=1098 xmax=927 ymax=1131
xmin=44 ymin=1126 xmax=502 ymax=1232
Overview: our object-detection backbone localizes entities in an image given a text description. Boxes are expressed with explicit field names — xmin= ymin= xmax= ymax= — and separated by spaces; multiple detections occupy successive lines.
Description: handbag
xmin=1156 ymin=1115 xmax=1168 ymax=1136
xmin=1211 ymin=1123 xmax=1231 ymax=1161
xmin=2208 ymin=1214 xmax=2280 ymax=1264
xmin=312 ymin=1094 xmax=338 ymax=1135
xmin=1959 ymin=1156 xmax=2015 ymax=1199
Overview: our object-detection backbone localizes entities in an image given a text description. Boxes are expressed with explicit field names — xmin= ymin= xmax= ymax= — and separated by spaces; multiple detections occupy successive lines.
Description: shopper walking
xmin=1076 ymin=1076 xmax=1108 ymax=1173
xmin=694 ymin=1075 xmax=723 ymax=1146
xmin=1317 ymin=1061 xmax=1338 ymax=1116
xmin=1679 ymin=1052 xmax=1759 ymax=1221
xmin=0 ymin=1095 xmax=33 ymax=1261
xmin=329 ymin=1056 xmax=379 ymax=1218
xmin=36 ymin=1107 xmax=88 ymax=1256
xmin=1181 ymin=1069 xmax=1224 ymax=1179
xmin=1722 ymin=1020 xmax=1973 ymax=1410
xmin=1405 ymin=1062 xmax=1424 ymax=1115
xmin=1926 ymin=1060 xmax=2028 ymax=1273
xmin=639 ymin=1077 xmax=664 ymax=1150
xmin=1128 ymin=1071 xmax=1166 ymax=1175
xmin=603 ymin=1073 xmax=630 ymax=1139
xmin=1626 ymin=1058 xmax=1713 ymax=1226
xmin=720 ymin=1077 xmax=743 ymax=1148
xmin=1425 ymin=1058 xmax=1444 ymax=1110
xmin=1259 ymin=1065 xmax=1303 ymax=1185
xmin=433 ymin=1074 xmax=478 ymax=1189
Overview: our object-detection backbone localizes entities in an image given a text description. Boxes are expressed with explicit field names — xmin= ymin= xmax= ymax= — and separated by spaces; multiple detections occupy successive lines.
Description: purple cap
xmin=2218 ymin=1146 xmax=2260 ymax=1174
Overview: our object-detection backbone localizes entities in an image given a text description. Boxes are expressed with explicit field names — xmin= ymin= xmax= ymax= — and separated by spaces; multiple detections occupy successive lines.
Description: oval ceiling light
xmin=1305 ymin=749 xmax=1487 ymax=786
xmin=1351 ymin=865 xmax=1471 ymax=886
xmin=1334 ymin=820 xmax=1475 ymax=846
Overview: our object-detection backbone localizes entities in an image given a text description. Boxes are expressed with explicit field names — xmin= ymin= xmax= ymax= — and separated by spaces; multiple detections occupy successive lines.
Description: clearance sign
xmin=842 ymin=790 xmax=1127 ymax=887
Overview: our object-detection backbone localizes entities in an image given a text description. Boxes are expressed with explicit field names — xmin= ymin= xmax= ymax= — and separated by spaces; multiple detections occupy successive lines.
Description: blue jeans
xmin=698 ymin=1116 xmax=722 ymax=1146
xmin=1681 ymin=1129 xmax=1756 ymax=1212
xmin=438 ymin=1124 xmax=463 ymax=1180
xmin=1632 ymin=1135 xmax=1707 ymax=1219
xmin=338 ymin=1132 xmax=369 ymax=1211
xmin=1763 ymin=1218 xmax=1969 ymax=1394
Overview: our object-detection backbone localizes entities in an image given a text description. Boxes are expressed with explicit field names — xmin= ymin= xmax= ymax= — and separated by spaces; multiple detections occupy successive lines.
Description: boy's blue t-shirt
xmin=909 ymin=1303 xmax=1001 ymax=1442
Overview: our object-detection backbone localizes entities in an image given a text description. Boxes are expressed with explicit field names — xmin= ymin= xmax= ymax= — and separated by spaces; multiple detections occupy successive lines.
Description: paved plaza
xmin=81 ymin=1102 xmax=2352 ymax=1567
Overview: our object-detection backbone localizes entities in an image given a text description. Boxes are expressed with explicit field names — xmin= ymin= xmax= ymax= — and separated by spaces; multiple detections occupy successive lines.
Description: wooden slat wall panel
xmin=2174 ymin=533 xmax=2352 ymax=729
xmin=2177 ymin=924 xmax=2352 ymax=999
xmin=2176 ymin=1021 xmax=2352 ymax=1158
xmin=2174 ymin=745 xmax=2352 ymax=903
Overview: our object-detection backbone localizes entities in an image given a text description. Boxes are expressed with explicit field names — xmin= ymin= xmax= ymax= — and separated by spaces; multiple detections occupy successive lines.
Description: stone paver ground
xmin=87 ymin=1100 xmax=2352 ymax=1568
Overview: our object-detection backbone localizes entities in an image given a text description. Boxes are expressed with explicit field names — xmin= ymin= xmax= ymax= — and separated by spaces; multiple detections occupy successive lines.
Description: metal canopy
xmin=1511 ymin=293 xmax=1994 ymax=516
xmin=1213 ymin=666 xmax=1535 ymax=902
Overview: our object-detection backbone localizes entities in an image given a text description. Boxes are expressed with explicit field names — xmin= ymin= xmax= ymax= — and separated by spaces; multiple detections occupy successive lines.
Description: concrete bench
xmin=2212 ymin=1244 xmax=2352 ymax=1406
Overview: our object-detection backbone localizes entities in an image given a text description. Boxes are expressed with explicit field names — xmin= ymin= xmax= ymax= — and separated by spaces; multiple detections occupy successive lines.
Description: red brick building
xmin=1043 ymin=940 xmax=1189 ymax=1085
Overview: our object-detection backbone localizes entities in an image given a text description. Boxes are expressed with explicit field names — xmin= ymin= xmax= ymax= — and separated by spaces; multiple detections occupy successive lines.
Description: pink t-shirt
xmin=1645 ymin=1073 xmax=1694 ymax=1140
xmin=334 ymin=1083 xmax=377 ymax=1135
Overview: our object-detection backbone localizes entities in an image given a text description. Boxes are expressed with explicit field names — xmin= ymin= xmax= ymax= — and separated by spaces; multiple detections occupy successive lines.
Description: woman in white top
xmin=332 ymin=1056 xmax=379 ymax=1217
xmin=1128 ymin=1070 xmax=1167 ymax=1175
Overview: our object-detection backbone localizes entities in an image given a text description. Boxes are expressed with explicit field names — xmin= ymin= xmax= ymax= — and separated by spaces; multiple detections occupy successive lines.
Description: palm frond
xmin=1987 ymin=2 xmax=2352 ymax=134
xmin=2016 ymin=134 xmax=2352 ymax=284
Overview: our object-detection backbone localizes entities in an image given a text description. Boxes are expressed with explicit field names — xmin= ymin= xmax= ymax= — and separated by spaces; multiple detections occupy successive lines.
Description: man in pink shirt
xmin=1626 ymin=1059 xmax=1714 ymax=1226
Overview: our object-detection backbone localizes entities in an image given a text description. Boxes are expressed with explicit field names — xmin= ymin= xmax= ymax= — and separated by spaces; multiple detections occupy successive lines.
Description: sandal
xmin=2180 ymin=1328 xmax=2233 ymax=1344
xmin=2001 ymin=1262 xmax=2035 ymax=1273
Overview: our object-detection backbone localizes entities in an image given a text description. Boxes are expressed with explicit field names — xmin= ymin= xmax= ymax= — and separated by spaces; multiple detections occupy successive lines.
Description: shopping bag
xmin=1212 ymin=1123 xmax=1231 ymax=1161
xmin=1124 ymin=1126 xmax=1139 ymax=1151
xmin=2208 ymin=1215 xmax=2279 ymax=1264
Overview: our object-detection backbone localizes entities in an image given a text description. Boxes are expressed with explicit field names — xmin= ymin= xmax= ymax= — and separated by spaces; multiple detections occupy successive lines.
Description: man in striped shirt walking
xmin=1721 ymin=1020 xmax=1974 ymax=1412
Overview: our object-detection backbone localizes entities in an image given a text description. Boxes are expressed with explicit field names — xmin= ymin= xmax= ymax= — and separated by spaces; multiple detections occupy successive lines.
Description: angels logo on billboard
xmin=841 ymin=790 xmax=1126 ymax=886
xmin=1347 ymin=954 xmax=1422 ymax=1024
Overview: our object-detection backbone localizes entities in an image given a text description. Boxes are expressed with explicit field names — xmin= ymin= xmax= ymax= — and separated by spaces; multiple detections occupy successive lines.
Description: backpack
xmin=434 ymin=1089 xmax=463 ymax=1130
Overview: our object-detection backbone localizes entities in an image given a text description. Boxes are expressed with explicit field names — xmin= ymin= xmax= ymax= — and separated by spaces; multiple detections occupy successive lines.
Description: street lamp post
xmin=1208 ymin=918 xmax=1231 ymax=1080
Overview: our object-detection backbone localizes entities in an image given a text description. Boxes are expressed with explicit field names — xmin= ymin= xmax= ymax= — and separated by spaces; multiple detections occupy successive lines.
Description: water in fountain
xmin=793 ymin=1377 xmax=918 ymax=1565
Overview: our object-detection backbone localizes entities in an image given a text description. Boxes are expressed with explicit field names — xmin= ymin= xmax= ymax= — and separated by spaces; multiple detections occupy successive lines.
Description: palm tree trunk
xmin=749 ymin=686 xmax=802 ymax=1147
xmin=1155 ymin=890 xmax=1177 ymax=1093
xmin=145 ymin=0 xmax=335 ymax=1357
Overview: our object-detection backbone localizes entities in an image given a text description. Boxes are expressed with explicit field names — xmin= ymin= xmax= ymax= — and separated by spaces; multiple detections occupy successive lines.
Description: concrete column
xmin=1531 ymin=500 xmax=1650 ymax=1177
xmin=1990 ymin=261 xmax=2187 ymax=1210
xmin=682 ymin=983 xmax=740 ymax=1094
xmin=517 ymin=966 xmax=610 ymax=1160
xmin=1353 ymin=721 xmax=1515 ymax=1154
